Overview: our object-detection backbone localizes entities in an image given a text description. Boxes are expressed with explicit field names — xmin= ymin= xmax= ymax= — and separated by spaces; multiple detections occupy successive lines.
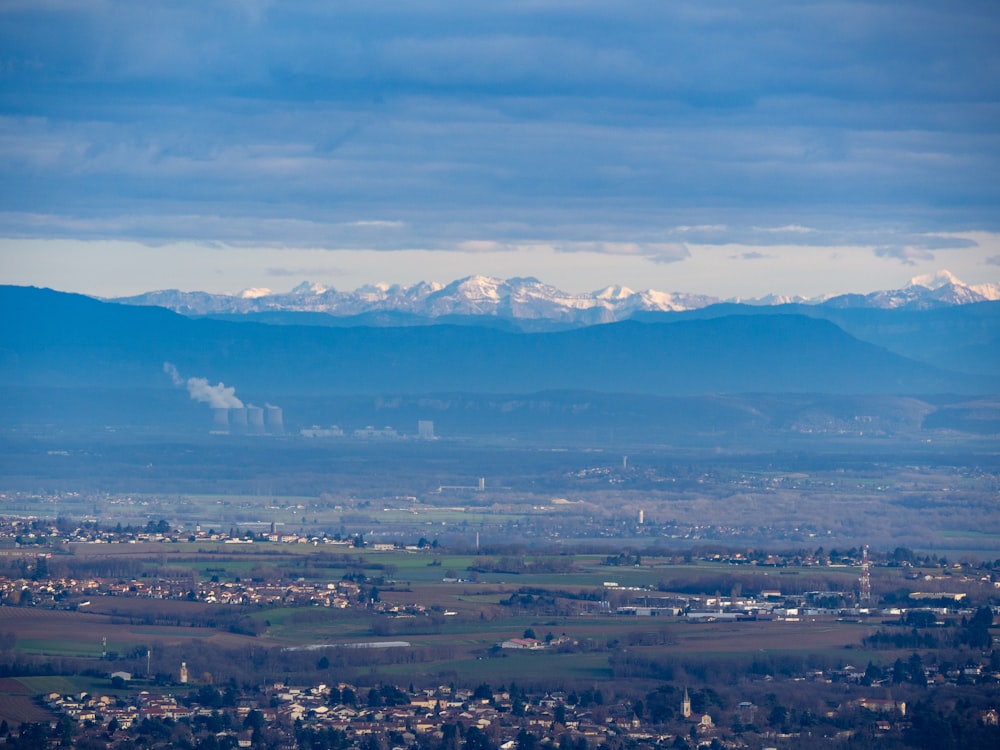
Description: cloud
xmin=751 ymin=225 xmax=816 ymax=234
xmin=874 ymin=245 xmax=936 ymax=266
xmin=266 ymin=266 xmax=343 ymax=278
xmin=985 ymin=255 xmax=1000 ymax=266
xmin=733 ymin=251 xmax=773 ymax=260
xmin=457 ymin=240 xmax=520 ymax=253
xmin=546 ymin=241 xmax=690 ymax=264
xmin=1 ymin=0 xmax=998 ymax=284
xmin=347 ymin=220 xmax=405 ymax=228
xmin=908 ymin=234 xmax=978 ymax=251
xmin=676 ymin=225 xmax=727 ymax=233
xmin=644 ymin=243 xmax=692 ymax=264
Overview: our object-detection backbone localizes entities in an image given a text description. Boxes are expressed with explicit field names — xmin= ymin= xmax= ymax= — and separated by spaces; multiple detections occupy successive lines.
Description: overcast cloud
xmin=0 ymin=1 xmax=997 ymax=296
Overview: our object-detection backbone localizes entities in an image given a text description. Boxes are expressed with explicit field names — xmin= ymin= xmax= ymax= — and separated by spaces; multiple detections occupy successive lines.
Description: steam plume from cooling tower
xmin=163 ymin=362 xmax=244 ymax=409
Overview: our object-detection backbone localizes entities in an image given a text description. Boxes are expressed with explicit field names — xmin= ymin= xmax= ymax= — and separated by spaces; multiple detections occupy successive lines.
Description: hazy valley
xmin=0 ymin=282 xmax=997 ymax=749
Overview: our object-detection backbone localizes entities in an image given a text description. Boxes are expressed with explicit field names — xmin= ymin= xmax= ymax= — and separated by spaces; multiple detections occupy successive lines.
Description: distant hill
xmin=0 ymin=285 xmax=986 ymax=398
xmin=633 ymin=301 xmax=1000 ymax=377
xmin=107 ymin=274 xmax=1000 ymax=377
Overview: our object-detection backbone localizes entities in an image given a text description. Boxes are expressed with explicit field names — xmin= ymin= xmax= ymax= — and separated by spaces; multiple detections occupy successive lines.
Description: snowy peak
xmin=423 ymin=275 xmax=585 ymax=318
xmin=594 ymin=285 xmax=635 ymax=301
xmin=910 ymin=270 xmax=1000 ymax=302
xmin=733 ymin=293 xmax=813 ymax=306
xmin=970 ymin=282 xmax=1000 ymax=301
xmin=906 ymin=269 xmax=994 ymax=304
xmin=443 ymin=275 xmax=505 ymax=301
xmin=908 ymin=270 xmax=963 ymax=290
xmin=109 ymin=270 xmax=998 ymax=322
xmin=822 ymin=269 xmax=999 ymax=309
xmin=238 ymin=287 xmax=273 ymax=299
xmin=289 ymin=281 xmax=330 ymax=296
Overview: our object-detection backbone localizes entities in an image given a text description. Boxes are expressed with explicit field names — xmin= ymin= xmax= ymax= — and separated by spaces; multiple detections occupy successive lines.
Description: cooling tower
xmin=247 ymin=406 xmax=265 ymax=435
xmin=266 ymin=405 xmax=284 ymax=434
xmin=212 ymin=408 xmax=230 ymax=431
xmin=230 ymin=407 xmax=248 ymax=433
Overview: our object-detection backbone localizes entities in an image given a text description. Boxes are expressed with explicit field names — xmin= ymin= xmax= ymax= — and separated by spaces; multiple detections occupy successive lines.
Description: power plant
xmin=206 ymin=407 xmax=446 ymax=441
xmin=209 ymin=405 xmax=284 ymax=435
xmin=204 ymin=396 xmax=437 ymax=442
xmin=165 ymin=364 xmax=285 ymax=437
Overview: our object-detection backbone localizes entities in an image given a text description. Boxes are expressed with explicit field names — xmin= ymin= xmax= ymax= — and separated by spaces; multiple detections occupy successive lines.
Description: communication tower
xmin=859 ymin=544 xmax=871 ymax=603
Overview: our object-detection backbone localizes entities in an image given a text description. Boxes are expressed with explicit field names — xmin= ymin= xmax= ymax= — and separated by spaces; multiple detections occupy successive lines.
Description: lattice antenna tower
xmin=859 ymin=544 xmax=872 ymax=603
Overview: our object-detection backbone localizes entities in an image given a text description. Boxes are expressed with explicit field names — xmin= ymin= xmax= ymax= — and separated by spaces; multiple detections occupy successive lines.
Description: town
xmin=0 ymin=513 xmax=996 ymax=749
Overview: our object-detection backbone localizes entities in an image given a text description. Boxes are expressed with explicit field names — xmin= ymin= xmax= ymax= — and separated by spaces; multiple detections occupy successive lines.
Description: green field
xmin=17 ymin=639 xmax=109 ymax=657
xmin=15 ymin=675 xmax=115 ymax=696
xmin=375 ymin=650 xmax=615 ymax=684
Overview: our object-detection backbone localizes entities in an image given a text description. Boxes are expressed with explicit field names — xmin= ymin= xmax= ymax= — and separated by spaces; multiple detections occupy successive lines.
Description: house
xmin=856 ymin=698 xmax=906 ymax=716
xmin=501 ymin=638 xmax=543 ymax=650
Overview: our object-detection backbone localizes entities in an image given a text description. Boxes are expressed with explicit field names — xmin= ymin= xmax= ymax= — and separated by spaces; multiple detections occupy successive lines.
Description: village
xmin=0 ymin=512 xmax=997 ymax=628
xmin=0 ymin=515 xmax=996 ymax=748
xmin=36 ymin=666 xmax=1000 ymax=750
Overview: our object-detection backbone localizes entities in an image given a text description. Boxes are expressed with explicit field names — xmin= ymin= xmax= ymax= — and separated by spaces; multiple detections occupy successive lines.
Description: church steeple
xmin=682 ymin=687 xmax=691 ymax=718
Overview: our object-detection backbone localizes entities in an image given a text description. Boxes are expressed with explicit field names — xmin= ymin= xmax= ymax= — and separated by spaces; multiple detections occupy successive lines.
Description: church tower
xmin=682 ymin=688 xmax=691 ymax=718
xmin=179 ymin=661 xmax=189 ymax=684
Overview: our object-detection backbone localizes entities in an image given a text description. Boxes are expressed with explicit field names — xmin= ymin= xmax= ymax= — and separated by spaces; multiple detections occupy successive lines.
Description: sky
xmin=1 ymin=0 xmax=998 ymax=299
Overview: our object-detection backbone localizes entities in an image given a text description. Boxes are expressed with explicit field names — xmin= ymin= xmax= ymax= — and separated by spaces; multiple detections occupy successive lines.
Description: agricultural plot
xmin=0 ymin=693 xmax=53 ymax=727
xmin=0 ymin=606 xmax=257 ymax=658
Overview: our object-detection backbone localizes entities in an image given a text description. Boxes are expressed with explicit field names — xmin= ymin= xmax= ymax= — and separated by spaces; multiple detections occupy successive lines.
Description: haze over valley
xmin=1 ymin=279 xmax=997 ymax=554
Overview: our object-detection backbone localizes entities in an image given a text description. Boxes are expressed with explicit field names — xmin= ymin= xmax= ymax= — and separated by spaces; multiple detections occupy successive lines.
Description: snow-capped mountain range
xmin=110 ymin=270 xmax=999 ymax=324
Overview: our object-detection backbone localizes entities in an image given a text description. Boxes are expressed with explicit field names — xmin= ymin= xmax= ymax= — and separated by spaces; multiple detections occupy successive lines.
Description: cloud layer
xmin=1 ymin=1 xmax=998 ymax=286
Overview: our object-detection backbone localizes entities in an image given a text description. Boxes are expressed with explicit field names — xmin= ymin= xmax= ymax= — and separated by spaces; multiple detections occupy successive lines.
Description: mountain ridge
xmin=108 ymin=270 xmax=1000 ymax=324
xmin=0 ymin=284 xmax=988 ymax=398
